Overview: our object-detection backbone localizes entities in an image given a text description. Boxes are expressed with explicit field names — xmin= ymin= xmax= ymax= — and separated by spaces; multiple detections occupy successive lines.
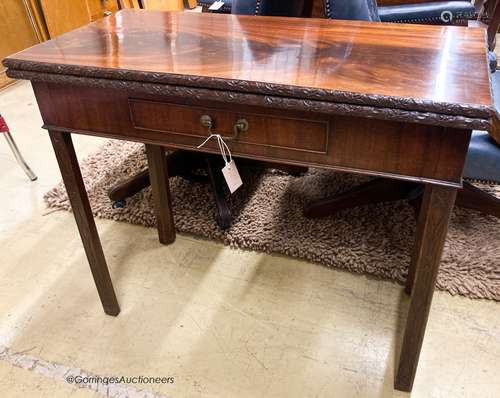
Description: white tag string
xmin=197 ymin=134 xmax=232 ymax=167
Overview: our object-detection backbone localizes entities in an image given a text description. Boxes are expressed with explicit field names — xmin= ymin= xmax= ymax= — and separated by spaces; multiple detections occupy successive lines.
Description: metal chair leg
xmin=4 ymin=132 xmax=37 ymax=181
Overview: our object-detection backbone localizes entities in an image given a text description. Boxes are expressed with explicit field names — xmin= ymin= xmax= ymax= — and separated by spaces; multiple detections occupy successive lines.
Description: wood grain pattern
xmin=3 ymin=10 xmax=493 ymax=118
xmin=397 ymin=184 xmax=457 ymax=391
xmin=48 ymin=130 xmax=120 ymax=316
xmin=129 ymin=99 xmax=330 ymax=153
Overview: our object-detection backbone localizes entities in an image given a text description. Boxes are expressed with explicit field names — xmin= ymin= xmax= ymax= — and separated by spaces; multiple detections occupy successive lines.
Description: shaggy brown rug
xmin=44 ymin=140 xmax=500 ymax=301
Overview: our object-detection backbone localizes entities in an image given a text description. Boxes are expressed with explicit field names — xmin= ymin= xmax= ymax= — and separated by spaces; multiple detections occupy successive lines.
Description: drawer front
xmin=129 ymin=99 xmax=329 ymax=154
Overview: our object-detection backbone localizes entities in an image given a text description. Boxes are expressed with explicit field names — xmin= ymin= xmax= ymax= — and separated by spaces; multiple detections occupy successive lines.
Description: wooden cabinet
xmin=87 ymin=0 xmax=119 ymax=20
xmin=0 ymin=0 xmax=40 ymax=89
xmin=142 ymin=0 xmax=184 ymax=11
xmin=39 ymin=0 xmax=119 ymax=38
xmin=39 ymin=0 xmax=90 ymax=38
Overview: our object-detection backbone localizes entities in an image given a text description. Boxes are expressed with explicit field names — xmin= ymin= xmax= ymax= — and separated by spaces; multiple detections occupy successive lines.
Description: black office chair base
xmin=304 ymin=178 xmax=500 ymax=219
xmin=109 ymin=149 xmax=307 ymax=230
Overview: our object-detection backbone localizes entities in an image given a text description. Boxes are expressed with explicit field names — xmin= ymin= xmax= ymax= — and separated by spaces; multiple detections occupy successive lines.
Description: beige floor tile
xmin=0 ymin=361 xmax=100 ymax=398
xmin=1 ymin=82 xmax=499 ymax=398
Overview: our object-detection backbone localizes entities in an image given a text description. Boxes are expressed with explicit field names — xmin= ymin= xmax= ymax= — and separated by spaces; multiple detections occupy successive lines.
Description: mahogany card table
xmin=3 ymin=10 xmax=495 ymax=392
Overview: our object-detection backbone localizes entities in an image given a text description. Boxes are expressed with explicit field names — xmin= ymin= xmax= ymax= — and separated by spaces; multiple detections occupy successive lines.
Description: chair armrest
xmin=378 ymin=1 xmax=476 ymax=24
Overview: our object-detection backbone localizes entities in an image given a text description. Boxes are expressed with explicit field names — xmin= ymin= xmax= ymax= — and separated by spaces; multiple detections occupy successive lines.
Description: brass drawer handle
xmin=200 ymin=115 xmax=248 ymax=140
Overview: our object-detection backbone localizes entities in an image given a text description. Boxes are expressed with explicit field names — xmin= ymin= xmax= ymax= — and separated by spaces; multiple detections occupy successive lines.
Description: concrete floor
xmin=0 ymin=82 xmax=499 ymax=398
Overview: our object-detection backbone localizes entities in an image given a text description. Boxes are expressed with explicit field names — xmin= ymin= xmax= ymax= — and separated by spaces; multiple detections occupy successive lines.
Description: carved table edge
xmin=2 ymin=58 xmax=494 ymax=122
xmin=6 ymin=68 xmax=491 ymax=131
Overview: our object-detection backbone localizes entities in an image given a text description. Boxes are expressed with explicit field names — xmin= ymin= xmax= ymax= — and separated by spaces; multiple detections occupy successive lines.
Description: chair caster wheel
xmin=215 ymin=208 xmax=232 ymax=230
xmin=112 ymin=200 xmax=126 ymax=209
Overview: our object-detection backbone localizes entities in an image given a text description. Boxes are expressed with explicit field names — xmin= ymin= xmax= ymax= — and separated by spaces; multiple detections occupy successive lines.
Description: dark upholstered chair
xmin=324 ymin=0 xmax=476 ymax=24
xmin=199 ymin=0 xmax=305 ymax=16
xmin=324 ymin=0 xmax=497 ymax=70
xmin=0 ymin=113 xmax=37 ymax=181
xmin=109 ymin=0 xmax=308 ymax=229
xmin=232 ymin=0 xmax=305 ymax=15
xmin=304 ymin=0 xmax=500 ymax=219
xmin=201 ymin=0 xmax=477 ymax=23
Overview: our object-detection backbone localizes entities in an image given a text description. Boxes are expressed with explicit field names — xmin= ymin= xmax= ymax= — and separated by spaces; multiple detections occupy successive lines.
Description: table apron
xmin=33 ymin=82 xmax=472 ymax=187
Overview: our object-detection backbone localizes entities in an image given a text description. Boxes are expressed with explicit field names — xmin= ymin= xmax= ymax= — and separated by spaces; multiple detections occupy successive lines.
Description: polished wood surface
xmin=4 ymin=10 xmax=493 ymax=113
xmin=129 ymin=99 xmax=330 ymax=153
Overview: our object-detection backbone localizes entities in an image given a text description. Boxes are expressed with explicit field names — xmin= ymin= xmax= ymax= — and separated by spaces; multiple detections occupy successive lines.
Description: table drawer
xmin=129 ymin=99 xmax=329 ymax=154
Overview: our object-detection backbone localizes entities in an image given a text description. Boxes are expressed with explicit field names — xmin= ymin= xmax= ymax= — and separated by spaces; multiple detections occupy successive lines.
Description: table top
xmin=3 ymin=10 xmax=494 ymax=120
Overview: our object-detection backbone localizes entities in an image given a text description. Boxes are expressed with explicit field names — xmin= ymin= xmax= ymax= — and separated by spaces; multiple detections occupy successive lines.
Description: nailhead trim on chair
xmin=324 ymin=0 xmax=332 ymax=18
xmin=385 ymin=11 xmax=476 ymax=24
xmin=254 ymin=0 xmax=262 ymax=15
xmin=466 ymin=178 xmax=500 ymax=185
xmin=323 ymin=1 xmax=476 ymax=24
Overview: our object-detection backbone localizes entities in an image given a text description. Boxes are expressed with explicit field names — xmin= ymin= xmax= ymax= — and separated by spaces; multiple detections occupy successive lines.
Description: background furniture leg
xmin=108 ymin=168 xmax=150 ymax=202
xmin=4 ymin=131 xmax=37 ymax=181
xmin=455 ymin=180 xmax=500 ymax=217
xmin=304 ymin=178 xmax=417 ymax=218
xmin=395 ymin=184 xmax=457 ymax=391
xmin=145 ymin=144 xmax=176 ymax=244
xmin=108 ymin=149 xmax=201 ymax=202
xmin=48 ymin=131 xmax=120 ymax=316
xmin=257 ymin=161 xmax=307 ymax=176
xmin=205 ymin=155 xmax=232 ymax=230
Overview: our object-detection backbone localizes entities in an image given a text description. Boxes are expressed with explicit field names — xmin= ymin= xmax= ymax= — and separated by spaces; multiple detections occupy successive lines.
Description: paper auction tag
xmin=209 ymin=1 xmax=225 ymax=10
xmin=197 ymin=133 xmax=243 ymax=194
xmin=222 ymin=159 xmax=242 ymax=194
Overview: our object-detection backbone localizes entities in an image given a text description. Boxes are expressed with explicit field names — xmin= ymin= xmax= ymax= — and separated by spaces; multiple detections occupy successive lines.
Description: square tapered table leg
xmin=396 ymin=184 xmax=457 ymax=391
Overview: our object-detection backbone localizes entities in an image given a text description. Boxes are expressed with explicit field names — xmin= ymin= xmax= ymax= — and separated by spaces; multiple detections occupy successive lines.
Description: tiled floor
xmin=1 ymin=82 xmax=499 ymax=397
